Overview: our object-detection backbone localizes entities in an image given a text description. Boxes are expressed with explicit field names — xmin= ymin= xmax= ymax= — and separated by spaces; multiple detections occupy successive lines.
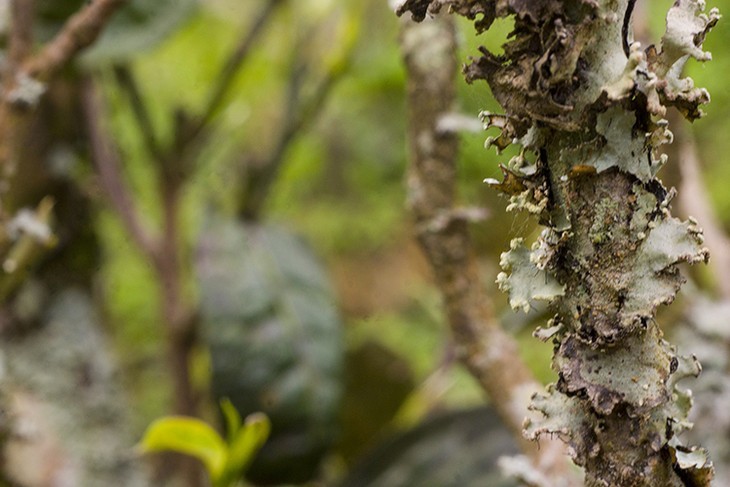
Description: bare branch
xmin=239 ymin=45 xmax=346 ymax=219
xmin=80 ymin=76 xmax=158 ymax=262
xmin=197 ymin=0 xmax=285 ymax=131
xmin=23 ymin=0 xmax=127 ymax=81
xmin=113 ymin=65 xmax=164 ymax=161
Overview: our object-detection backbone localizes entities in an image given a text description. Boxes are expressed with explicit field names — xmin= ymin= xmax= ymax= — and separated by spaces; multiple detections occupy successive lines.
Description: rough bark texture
xmin=396 ymin=0 xmax=719 ymax=485
xmin=399 ymin=13 xmax=574 ymax=485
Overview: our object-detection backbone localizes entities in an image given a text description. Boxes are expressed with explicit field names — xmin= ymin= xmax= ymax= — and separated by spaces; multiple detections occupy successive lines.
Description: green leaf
xmin=227 ymin=413 xmax=271 ymax=476
xmin=139 ymin=416 xmax=227 ymax=482
xmin=220 ymin=398 xmax=242 ymax=445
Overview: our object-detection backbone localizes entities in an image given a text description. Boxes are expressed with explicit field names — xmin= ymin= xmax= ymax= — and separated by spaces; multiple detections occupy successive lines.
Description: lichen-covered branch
xmin=396 ymin=0 xmax=719 ymax=485
xmin=399 ymin=13 xmax=574 ymax=485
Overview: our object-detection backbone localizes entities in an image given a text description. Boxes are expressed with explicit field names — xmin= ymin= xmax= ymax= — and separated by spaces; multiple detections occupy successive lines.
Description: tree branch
xmin=80 ymin=76 xmax=158 ymax=262
xmin=399 ymin=14 xmax=574 ymax=484
xmin=239 ymin=46 xmax=345 ymax=220
xmin=23 ymin=0 xmax=127 ymax=81
xmin=196 ymin=0 xmax=285 ymax=132
xmin=8 ymin=0 xmax=36 ymax=67
xmin=113 ymin=65 xmax=164 ymax=161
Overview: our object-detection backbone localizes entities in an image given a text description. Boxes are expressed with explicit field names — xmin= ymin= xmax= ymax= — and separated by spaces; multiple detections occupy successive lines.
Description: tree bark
xmin=396 ymin=0 xmax=719 ymax=485
xmin=399 ymin=13 xmax=575 ymax=485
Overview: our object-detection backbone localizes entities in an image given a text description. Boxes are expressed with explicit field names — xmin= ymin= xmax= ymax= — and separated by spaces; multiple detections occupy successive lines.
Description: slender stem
xmin=239 ymin=54 xmax=343 ymax=219
xmin=0 ymin=0 xmax=37 ymax=207
xmin=80 ymin=77 xmax=159 ymax=263
xmin=674 ymin=119 xmax=730 ymax=299
xmin=84 ymin=75 xmax=202 ymax=487
xmin=197 ymin=0 xmax=285 ymax=132
xmin=113 ymin=65 xmax=164 ymax=161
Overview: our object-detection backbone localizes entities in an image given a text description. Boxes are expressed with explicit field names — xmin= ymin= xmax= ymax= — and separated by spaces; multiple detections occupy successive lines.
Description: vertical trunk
xmin=399 ymin=12 xmax=574 ymax=484
xmin=397 ymin=0 xmax=719 ymax=484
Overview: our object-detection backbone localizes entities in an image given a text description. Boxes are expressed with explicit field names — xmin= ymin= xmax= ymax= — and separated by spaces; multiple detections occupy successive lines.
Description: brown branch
xmin=80 ymin=76 xmax=158 ymax=262
xmin=8 ymin=0 xmax=36 ymax=67
xmin=196 ymin=0 xmax=285 ymax=132
xmin=113 ymin=65 xmax=164 ymax=161
xmin=83 ymin=75 xmax=201 ymax=486
xmin=0 ymin=1 xmax=37 ymax=198
xmin=23 ymin=0 xmax=127 ymax=81
xmin=399 ymin=14 xmax=574 ymax=484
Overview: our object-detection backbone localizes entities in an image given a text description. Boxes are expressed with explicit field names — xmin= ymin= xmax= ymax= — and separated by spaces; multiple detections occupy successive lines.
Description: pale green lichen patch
xmin=506 ymin=189 xmax=549 ymax=215
xmin=640 ymin=217 xmax=708 ymax=272
xmin=533 ymin=317 xmax=564 ymax=342
xmin=629 ymin=184 xmax=659 ymax=235
xmin=604 ymin=42 xmax=664 ymax=116
xmin=589 ymin=196 xmax=620 ymax=245
xmin=583 ymin=107 xmax=652 ymax=182
xmin=652 ymin=0 xmax=721 ymax=119
xmin=524 ymin=384 xmax=598 ymax=465
xmin=622 ymin=217 xmax=708 ymax=325
xmin=556 ymin=328 xmax=672 ymax=416
xmin=660 ymin=0 xmax=720 ymax=70
xmin=668 ymin=435 xmax=714 ymax=485
xmin=480 ymin=111 xmax=525 ymax=153
xmin=497 ymin=238 xmax=564 ymax=313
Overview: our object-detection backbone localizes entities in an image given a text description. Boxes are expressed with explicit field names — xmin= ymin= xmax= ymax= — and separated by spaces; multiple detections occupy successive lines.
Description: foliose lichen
xmin=396 ymin=0 xmax=719 ymax=484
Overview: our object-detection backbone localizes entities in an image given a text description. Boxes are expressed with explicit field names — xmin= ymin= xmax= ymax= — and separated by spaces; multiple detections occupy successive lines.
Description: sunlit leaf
xmin=139 ymin=416 xmax=227 ymax=482
xmin=227 ymin=413 xmax=271 ymax=476
xmin=220 ymin=398 xmax=242 ymax=444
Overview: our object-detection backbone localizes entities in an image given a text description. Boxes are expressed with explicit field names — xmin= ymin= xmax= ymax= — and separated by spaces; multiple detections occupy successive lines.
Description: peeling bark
xmin=396 ymin=0 xmax=719 ymax=485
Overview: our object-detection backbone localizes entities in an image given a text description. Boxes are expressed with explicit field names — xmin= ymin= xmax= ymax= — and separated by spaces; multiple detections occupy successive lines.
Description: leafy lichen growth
xmin=396 ymin=0 xmax=719 ymax=484
xmin=497 ymin=238 xmax=564 ymax=313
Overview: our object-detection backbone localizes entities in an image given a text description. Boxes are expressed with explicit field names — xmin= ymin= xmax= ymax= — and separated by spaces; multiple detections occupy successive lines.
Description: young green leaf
xmin=227 ymin=413 xmax=271 ymax=476
xmin=139 ymin=416 xmax=228 ymax=482
xmin=220 ymin=398 xmax=242 ymax=445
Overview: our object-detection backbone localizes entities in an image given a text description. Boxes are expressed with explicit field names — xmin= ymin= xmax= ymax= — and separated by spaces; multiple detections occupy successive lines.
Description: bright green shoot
xmin=139 ymin=399 xmax=270 ymax=487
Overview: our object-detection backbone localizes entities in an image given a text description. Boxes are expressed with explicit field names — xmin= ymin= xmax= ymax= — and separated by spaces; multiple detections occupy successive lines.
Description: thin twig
xmin=239 ymin=48 xmax=346 ymax=219
xmin=80 ymin=76 xmax=158 ymax=262
xmin=113 ymin=65 xmax=164 ymax=161
xmin=0 ymin=0 xmax=37 ymax=200
xmin=197 ymin=0 xmax=285 ymax=132
xmin=23 ymin=0 xmax=127 ymax=81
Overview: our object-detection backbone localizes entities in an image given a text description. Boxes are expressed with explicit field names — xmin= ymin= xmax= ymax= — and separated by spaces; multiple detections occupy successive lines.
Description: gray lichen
xmin=396 ymin=0 xmax=719 ymax=484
